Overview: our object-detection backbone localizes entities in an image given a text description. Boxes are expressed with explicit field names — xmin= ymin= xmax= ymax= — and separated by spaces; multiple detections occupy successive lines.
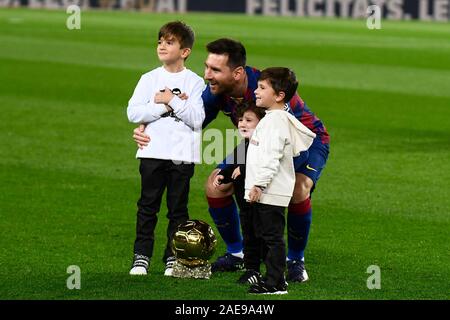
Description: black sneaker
xmin=286 ymin=259 xmax=309 ymax=282
xmin=248 ymin=280 xmax=288 ymax=295
xmin=238 ymin=270 xmax=262 ymax=284
xmin=129 ymin=254 xmax=150 ymax=275
xmin=211 ymin=253 xmax=244 ymax=272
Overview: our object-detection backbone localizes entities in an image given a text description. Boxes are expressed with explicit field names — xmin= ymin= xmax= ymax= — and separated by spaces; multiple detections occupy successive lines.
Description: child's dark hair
xmin=236 ymin=102 xmax=266 ymax=120
xmin=158 ymin=21 xmax=195 ymax=49
xmin=206 ymin=38 xmax=246 ymax=70
xmin=259 ymin=67 xmax=299 ymax=103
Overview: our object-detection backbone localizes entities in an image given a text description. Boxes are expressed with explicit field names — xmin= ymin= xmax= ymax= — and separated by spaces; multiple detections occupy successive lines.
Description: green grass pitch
xmin=0 ymin=8 xmax=449 ymax=300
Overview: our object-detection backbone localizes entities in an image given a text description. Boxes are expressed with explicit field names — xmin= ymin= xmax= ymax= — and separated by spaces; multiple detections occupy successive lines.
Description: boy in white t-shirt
xmin=126 ymin=21 xmax=205 ymax=276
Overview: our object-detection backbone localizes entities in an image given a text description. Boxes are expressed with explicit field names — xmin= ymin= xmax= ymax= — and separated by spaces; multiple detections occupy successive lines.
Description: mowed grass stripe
xmin=2 ymin=29 xmax=450 ymax=78
xmin=2 ymin=16 xmax=450 ymax=100
xmin=2 ymin=47 xmax=450 ymax=110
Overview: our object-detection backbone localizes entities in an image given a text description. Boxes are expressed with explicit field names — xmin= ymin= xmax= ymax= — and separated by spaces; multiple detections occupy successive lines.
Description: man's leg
xmin=287 ymin=142 xmax=329 ymax=282
xmin=206 ymin=169 xmax=244 ymax=272
xmin=287 ymin=173 xmax=314 ymax=262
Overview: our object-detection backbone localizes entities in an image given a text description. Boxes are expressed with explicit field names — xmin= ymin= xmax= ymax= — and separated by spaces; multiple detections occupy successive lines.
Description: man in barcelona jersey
xmin=133 ymin=38 xmax=330 ymax=283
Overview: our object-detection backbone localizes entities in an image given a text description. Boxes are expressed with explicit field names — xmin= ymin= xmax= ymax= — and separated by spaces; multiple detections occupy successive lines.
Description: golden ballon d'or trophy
xmin=171 ymin=220 xmax=217 ymax=279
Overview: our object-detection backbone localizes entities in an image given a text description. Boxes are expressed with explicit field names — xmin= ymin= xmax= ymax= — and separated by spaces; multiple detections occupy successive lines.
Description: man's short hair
xmin=206 ymin=38 xmax=246 ymax=70
xmin=259 ymin=67 xmax=299 ymax=103
xmin=158 ymin=21 xmax=195 ymax=49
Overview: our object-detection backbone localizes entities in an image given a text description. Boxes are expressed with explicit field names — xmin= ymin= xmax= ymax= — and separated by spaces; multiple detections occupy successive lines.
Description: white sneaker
xmin=129 ymin=266 xmax=148 ymax=275
xmin=164 ymin=256 xmax=176 ymax=276
xmin=129 ymin=254 xmax=150 ymax=276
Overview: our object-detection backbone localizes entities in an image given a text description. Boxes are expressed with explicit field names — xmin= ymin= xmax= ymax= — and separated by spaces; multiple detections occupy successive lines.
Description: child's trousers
xmin=133 ymin=158 xmax=195 ymax=262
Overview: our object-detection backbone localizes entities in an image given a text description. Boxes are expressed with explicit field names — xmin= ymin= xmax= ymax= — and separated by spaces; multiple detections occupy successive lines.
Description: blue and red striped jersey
xmin=202 ymin=66 xmax=329 ymax=145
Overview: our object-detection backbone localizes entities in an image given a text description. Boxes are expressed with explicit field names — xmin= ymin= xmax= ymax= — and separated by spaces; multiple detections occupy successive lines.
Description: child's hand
xmin=231 ymin=167 xmax=241 ymax=180
xmin=178 ymin=93 xmax=189 ymax=100
xmin=154 ymin=87 xmax=175 ymax=105
xmin=213 ymin=175 xmax=224 ymax=188
xmin=248 ymin=186 xmax=263 ymax=203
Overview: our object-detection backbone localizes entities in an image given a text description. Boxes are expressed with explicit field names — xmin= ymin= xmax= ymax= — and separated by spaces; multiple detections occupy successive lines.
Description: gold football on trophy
xmin=172 ymin=220 xmax=217 ymax=267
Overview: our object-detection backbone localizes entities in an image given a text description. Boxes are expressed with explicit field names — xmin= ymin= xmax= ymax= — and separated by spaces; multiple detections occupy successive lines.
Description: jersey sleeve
xmin=202 ymin=86 xmax=221 ymax=129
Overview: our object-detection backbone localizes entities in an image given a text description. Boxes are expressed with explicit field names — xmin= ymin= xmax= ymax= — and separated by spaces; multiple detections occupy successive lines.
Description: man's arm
xmin=201 ymin=86 xmax=221 ymax=129
xmin=133 ymin=124 xmax=149 ymax=149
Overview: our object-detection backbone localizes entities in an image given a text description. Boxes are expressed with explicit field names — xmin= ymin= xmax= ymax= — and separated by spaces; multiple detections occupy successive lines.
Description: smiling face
xmin=157 ymin=36 xmax=190 ymax=65
xmin=204 ymin=53 xmax=238 ymax=95
xmin=254 ymin=79 xmax=280 ymax=109
xmin=238 ymin=110 xmax=260 ymax=139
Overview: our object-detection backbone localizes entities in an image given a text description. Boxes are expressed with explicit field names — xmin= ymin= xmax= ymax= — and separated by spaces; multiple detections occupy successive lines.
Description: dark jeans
xmin=133 ymin=158 xmax=195 ymax=262
xmin=245 ymin=202 xmax=286 ymax=287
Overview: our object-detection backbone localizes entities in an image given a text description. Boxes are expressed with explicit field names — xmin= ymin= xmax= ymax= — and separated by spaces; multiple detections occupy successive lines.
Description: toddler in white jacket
xmin=244 ymin=68 xmax=316 ymax=295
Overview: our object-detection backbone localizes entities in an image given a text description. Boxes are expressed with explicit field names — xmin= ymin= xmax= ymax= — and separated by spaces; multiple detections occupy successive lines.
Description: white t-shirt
xmin=127 ymin=66 xmax=205 ymax=163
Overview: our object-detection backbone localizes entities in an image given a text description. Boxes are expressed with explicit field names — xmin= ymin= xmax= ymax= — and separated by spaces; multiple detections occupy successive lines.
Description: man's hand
xmin=154 ymin=87 xmax=175 ymax=105
xmin=133 ymin=124 xmax=150 ymax=149
xmin=213 ymin=175 xmax=224 ymax=188
xmin=248 ymin=186 xmax=263 ymax=203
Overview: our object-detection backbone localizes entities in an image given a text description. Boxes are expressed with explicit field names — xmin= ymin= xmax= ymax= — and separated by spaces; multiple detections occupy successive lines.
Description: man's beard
xmin=209 ymin=80 xmax=235 ymax=96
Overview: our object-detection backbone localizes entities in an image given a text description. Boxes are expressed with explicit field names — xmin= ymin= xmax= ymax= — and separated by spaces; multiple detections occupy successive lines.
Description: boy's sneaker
xmin=238 ymin=270 xmax=262 ymax=285
xmin=286 ymin=259 xmax=309 ymax=282
xmin=211 ymin=253 xmax=244 ymax=272
xmin=248 ymin=280 xmax=288 ymax=295
xmin=129 ymin=254 xmax=150 ymax=275
xmin=164 ymin=256 xmax=176 ymax=276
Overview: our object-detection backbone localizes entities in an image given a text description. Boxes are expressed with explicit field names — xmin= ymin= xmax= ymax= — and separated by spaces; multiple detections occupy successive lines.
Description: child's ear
xmin=275 ymin=91 xmax=286 ymax=103
xmin=181 ymin=48 xmax=191 ymax=59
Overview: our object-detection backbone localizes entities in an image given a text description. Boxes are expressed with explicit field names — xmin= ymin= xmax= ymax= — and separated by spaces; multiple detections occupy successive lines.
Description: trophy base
xmin=172 ymin=261 xmax=211 ymax=279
